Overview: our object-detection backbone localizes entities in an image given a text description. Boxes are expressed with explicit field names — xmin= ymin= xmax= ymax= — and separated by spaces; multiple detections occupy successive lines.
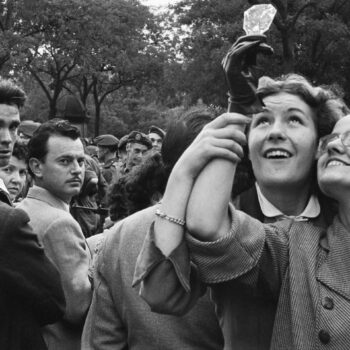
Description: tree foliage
xmin=2 ymin=0 xmax=350 ymax=137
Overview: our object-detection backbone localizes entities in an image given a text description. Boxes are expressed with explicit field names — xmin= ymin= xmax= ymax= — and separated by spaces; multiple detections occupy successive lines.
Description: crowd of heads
xmin=1 ymin=42 xmax=350 ymax=349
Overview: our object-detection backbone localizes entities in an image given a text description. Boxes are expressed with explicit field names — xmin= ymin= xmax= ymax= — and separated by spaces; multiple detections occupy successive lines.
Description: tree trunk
xmin=94 ymin=103 xmax=101 ymax=136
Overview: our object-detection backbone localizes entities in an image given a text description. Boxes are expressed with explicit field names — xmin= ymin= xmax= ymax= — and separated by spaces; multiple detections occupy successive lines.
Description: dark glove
xmin=222 ymin=35 xmax=274 ymax=114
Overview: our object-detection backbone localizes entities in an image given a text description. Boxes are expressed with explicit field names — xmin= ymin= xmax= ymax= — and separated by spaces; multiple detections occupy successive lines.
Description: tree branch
xmin=28 ymin=67 xmax=53 ymax=102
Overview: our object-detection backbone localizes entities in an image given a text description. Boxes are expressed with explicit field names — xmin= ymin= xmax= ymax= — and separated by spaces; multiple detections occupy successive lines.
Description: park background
xmin=1 ymin=0 xmax=349 ymax=136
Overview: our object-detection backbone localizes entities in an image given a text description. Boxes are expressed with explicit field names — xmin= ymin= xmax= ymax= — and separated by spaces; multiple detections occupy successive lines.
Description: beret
xmin=148 ymin=125 xmax=165 ymax=139
xmin=94 ymin=134 xmax=119 ymax=147
xmin=127 ymin=131 xmax=152 ymax=149
xmin=118 ymin=134 xmax=129 ymax=151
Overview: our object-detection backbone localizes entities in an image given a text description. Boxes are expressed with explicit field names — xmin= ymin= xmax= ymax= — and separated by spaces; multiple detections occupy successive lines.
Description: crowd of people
xmin=2 ymin=33 xmax=350 ymax=350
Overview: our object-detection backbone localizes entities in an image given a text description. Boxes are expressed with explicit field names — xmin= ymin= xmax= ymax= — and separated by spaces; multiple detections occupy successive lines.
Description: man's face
xmin=148 ymin=132 xmax=163 ymax=151
xmin=0 ymin=104 xmax=20 ymax=167
xmin=33 ymin=135 xmax=85 ymax=203
xmin=97 ymin=146 xmax=108 ymax=162
xmin=126 ymin=142 xmax=149 ymax=168
xmin=248 ymin=92 xmax=318 ymax=192
xmin=0 ymin=156 xmax=27 ymax=201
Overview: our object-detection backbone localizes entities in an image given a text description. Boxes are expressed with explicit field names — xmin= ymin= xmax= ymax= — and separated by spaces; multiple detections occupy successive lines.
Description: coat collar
xmin=26 ymin=185 xmax=70 ymax=212
xmin=317 ymin=216 xmax=350 ymax=300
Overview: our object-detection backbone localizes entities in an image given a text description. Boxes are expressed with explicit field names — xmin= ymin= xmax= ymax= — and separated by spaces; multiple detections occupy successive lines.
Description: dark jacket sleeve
xmin=0 ymin=204 xmax=66 ymax=325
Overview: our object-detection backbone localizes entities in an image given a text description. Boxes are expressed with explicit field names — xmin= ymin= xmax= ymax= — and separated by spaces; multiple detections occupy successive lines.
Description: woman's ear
xmin=29 ymin=158 xmax=43 ymax=178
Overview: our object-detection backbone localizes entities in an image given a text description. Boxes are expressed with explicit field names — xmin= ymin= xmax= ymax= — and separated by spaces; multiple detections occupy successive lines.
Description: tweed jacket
xmin=0 ymin=200 xmax=65 ymax=350
xmin=135 ymin=205 xmax=350 ymax=350
xmin=134 ymin=186 xmax=334 ymax=350
xmin=17 ymin=186 xmax=91 ymax=350
xmin=82 ymin=205 xmax=224 ymax=350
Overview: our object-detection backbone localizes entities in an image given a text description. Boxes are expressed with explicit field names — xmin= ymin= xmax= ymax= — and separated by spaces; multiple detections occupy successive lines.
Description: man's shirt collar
xmin=27 ymin=185 xmax=70 ymax=212
xmin=255 ymin=183 xmax=320 ymax=222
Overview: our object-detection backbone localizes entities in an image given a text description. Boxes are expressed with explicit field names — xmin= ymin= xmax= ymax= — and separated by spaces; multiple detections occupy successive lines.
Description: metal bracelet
xmin=155 ymin=208 xmax=186 ymax=227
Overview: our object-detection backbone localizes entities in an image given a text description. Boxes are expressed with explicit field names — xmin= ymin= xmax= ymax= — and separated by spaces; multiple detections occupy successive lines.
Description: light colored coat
xmin=82 ymin=205 xmax=224 ymax=350
xmin=18 ymin=186 xmax=91 ymax=350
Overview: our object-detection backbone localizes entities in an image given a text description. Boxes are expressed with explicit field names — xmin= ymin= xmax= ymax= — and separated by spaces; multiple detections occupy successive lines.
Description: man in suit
xmin=0 ymin=78 xmax=65 ymax=349
xmin=18 ymin=119 xmax=92 ymax=350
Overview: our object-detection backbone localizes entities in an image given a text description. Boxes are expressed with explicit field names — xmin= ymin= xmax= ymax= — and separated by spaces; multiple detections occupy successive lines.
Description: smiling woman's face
xmin=248 ymin=92 xmax=318 ymax=192
xmin=317 ymin=115 xmax=350 ymax=201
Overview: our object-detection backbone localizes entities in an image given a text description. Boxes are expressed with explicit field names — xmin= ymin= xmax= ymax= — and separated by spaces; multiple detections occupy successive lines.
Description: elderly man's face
xmin=0 ymin=104 xmax=20 ymax=167
xmin=126 ymin=142 xmax=149 ymax=168
xmin=248 ymin=92 xmax=318 ymax=192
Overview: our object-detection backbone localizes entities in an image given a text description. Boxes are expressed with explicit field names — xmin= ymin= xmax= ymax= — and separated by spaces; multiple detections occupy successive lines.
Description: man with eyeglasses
xmin=318 ymin=131 xmax=350 ymax=154
xmin=0 ymin=78 xmax=65 ymax=350
xmin=17 ymin=119 xmax=92 ymax=350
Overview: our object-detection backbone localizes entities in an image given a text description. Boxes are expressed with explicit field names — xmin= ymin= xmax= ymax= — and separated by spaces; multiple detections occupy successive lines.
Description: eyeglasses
xmin=318 ymin=131 xmax=350 ymax=154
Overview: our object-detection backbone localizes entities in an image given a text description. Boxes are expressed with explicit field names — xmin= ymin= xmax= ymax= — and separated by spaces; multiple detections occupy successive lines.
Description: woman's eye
xmin=254 ymin=117 xmax=270 ymax=126
xmin=289 ymin=116 xmax=302 ymax=124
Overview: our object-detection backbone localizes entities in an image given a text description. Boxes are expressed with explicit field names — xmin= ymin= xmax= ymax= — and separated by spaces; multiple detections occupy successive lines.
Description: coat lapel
xmin=317 ymin=216 xmax=350 ymax=300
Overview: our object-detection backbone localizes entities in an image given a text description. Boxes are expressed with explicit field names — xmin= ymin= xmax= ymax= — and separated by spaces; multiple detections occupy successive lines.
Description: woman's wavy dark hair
xmin=108 ymin=108 xmax=215 ymax=221
xmin=233 ymin=73 xmax=350 ymax=198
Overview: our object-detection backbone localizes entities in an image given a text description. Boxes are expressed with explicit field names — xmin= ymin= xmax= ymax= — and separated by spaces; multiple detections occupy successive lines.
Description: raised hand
xmin=174 ymin=112 xmax=250 ymax=180
xmin=222 ymin=35 xmax=273 ymax=114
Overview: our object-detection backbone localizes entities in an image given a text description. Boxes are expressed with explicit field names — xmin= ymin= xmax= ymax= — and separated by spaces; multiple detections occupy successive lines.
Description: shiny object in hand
xmin=243 ymin=4 xmax=277 ymax=35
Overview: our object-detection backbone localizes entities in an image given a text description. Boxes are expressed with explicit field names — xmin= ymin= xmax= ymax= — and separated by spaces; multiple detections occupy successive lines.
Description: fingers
xmin=235 ymin=35 xmax=267 ymax=44
xmin=224 ymin=38 xmax=273 ymax=66
xmin=193 ymin=125 xmax=247 ymax=161
xmin=204 ymin=112 xmax=251 ymax=129
xmin=210 ymin=138 xmax=245 ymax=160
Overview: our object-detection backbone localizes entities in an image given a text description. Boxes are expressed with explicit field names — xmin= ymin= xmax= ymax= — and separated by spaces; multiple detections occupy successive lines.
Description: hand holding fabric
xmin=222 ymin=35 xmax=273 ymax=114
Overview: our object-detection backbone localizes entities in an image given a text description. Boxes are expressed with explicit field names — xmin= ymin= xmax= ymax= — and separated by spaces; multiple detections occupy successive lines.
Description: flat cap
xmin=94 ymin=134 xmax=119 ymax=147
xmin=148 ymin=125 xmax=165 ymax=139
xmin=127 ymin=131 xmax=152 ymax=149
xmin=18 ymin=120 xmax=41 ymax=138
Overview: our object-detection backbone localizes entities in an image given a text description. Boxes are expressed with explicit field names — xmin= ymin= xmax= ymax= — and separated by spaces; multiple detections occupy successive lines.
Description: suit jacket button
xmin=323 ymin=296 xmax=334 ymax=310
xmin=319 ymin=330 xmax=330 ymax=344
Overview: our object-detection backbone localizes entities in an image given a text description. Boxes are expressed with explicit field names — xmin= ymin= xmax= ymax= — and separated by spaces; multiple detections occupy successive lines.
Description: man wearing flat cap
xmin=94 ymin=134 xmax=119 ymax=184
xmin=112 ymin=131 xmax=152 ymax=184
xmin=126 ymin=131 xmax=152 ymax=169
xmin=148 ymin=125 xmax=165 ymax=152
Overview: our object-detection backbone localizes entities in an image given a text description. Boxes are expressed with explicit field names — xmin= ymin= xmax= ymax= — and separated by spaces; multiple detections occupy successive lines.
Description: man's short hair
xmin=28 ymin=118 xmax=81 ymax=164
xmin=12 ymin=143 xmax=28 ymax=162
xmin=0 ymin=78 xmax=26 ymax=108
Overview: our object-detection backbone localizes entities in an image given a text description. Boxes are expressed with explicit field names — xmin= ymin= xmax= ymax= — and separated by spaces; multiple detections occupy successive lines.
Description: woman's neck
xmin=258 ymin=183 xmax=312 ymax=217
